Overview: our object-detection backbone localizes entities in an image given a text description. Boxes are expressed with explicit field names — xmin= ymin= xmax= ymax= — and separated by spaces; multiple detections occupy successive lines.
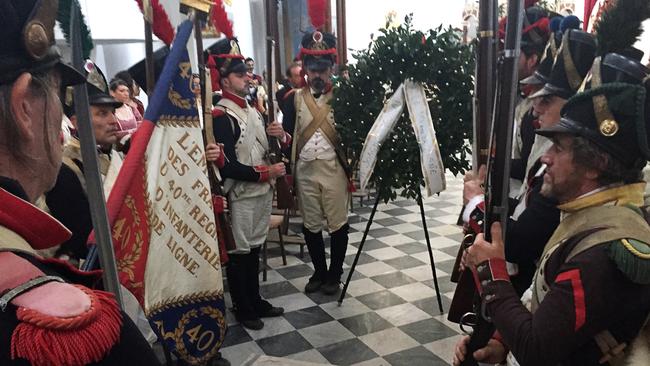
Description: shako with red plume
xmin=298 ymin=0 xmax=337 ymax=71
xmin=205 ymin=0 xmax=246 ymax=91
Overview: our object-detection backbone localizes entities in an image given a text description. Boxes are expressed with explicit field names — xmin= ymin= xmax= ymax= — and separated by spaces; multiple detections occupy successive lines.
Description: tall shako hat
xmin=528 ymin=29 xmax=597 ymax=99
xmin=537 ymin=0 xmax=650 ymax=169
xmin=0 ymin=0 xmax=84 ymax=86
xmin=521 ymin=15 xmax=582 ymax=86
xmin=498 ymin=1 xmax=551 ymax=54
xmin=205 ymin=0 xmax=246 ymax=91
xmin=298 ymin=0 xmax=337 ymax=72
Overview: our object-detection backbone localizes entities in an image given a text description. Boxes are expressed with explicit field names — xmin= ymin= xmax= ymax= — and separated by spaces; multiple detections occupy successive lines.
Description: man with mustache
xmin=46 ymin=61 xmax=123 ymax=263
xmin=463 ymin=29 xmax=597 ymax=295
xmin=0 ymin=0 xmax=160 ymax=364
xmin=454 ymin=47 xmax=650 ymax=366
xmin=282 ymin=30 xmax=352 ymax=296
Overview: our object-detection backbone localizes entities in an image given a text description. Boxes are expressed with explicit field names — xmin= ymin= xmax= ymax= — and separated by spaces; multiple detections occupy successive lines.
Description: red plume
xmin=134 ymin=0 xmax=175 ymax=46
xmin=308 ymin=0 xmax=327 ymax=30
xmin=211 ymin=0 xmax=235 ymax=39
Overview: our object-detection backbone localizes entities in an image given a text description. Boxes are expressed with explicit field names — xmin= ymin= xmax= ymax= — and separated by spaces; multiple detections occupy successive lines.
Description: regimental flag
xmin=105 ymin=20 xmax=226 ymax=364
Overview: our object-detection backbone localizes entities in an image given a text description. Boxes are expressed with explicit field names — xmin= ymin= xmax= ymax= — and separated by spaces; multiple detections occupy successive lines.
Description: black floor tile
xmin=371 ymin=272 xmax=417 ymax=288
xmin=344 ymin=252 xmax=378 ymax=266
xmin=374 ymin=217 xmax=407 ymax=227
xmin=384 ymin=346 xmax=449 ymax=366
xmin=256 ymin=331 xmax=312 ymax=357
xmin=412 ymin=219 xmax=447 ymax=229
xmin=305 ymin=288 xmax=341 ymax=305
xmin=283 ymin=306 xmax=334 ymax=329
xmin=447 ymin=232 xmax=465 ymax=242
xmin=275 ymin=264 xmax=314 ymax=280
xmin=348 ymin=215 xmax=369 ymax=224
xmin=318 ymin=338 xmax=379 ymax=365
xmin=356 ymin=290 xmax=407 ymax=310
xmin=341 ymin=267 xmax=367 ymax=282
xmin=259 ymin=281 xmax=299 ymax=299
xmin=384 ymin=255 xmax=426 ymax=270
xmin=393 ymin=242 xmax=429 ymax=255
xmin=221 ymin=324 xmax=252 ymax=348
xmin=399 ymin=318 xmax=459 ymax=344
xmin=411 ymin=296 xmax=451 ymax=316
xmin=434 ymin=259 xmax=456 ymax=274
xmin=423 ymin=277 xmax=457 ymax=294
xmin=338 ymin=312 xmax=393 ymax=336
xmin=383 ymin=208 xmax=413 ymax=216
xmin=440 ymin=245 xmax=462 ymax=257
xmin=367 ymin=227 xmax=399 ymax=238
xmin=404 ymin=230 xmax=429 ymax=240
xmin=391 ymin=200 xmax=418 ymax=208
xmin=354 ymin=238 xmax=389 ymax=251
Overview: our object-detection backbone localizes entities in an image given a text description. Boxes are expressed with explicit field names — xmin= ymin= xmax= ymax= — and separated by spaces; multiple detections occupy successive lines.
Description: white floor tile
xmin=359 ymin=327 xmax=420 ymax=356
xmin=320 ymin=298 xmax=373 ymax=320
xmin=375 ymin=303 xmax=430 ymax=326
xmin=346 ymin=278 xmax=386 ymax=297
xmin=390 ymin=282 xmax=438 ymax=302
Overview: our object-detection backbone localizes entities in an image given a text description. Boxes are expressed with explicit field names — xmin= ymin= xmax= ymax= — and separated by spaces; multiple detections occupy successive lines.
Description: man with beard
xmin=453 ymin=47 xmax=650 ymax=366
xmin=207 ymin=38 xmax=286 ymax=330
xmin=282 ymin=30 xmax=352 ymax=296
xmin=463 ymin=29 xmax=597 ymax=295
xmin=46 ymin=61 xmax=123 ymax=264
xmin=0 ymin=0 xmax=160 ymax=364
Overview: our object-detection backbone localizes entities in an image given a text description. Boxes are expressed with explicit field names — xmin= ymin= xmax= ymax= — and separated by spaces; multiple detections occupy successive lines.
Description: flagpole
xmin=144 ymin=0 xmax=156 ymax=93
xmin=336 ymin=0 xmax=347 ymax=65
xmin=70 ymin=3 xmax=123 ymax=308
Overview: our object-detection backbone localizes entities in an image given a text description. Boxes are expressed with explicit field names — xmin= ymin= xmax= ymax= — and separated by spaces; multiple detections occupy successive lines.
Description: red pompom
xmin=308 ymin=0 xmax=327 ymax=30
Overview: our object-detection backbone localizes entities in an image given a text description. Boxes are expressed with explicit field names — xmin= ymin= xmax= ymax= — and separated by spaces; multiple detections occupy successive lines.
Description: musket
xmin=449 ymin=0 xmax=523 ymax=364
xmin=451 ymin=0 xmax=499 ymax=284
xmin=183 ymin=5 xmax=237 ymax=254
xmin=265 ymin=0 xmax=295 ymax=210
xmin=70 ymin=4 xmax=123 ymax=307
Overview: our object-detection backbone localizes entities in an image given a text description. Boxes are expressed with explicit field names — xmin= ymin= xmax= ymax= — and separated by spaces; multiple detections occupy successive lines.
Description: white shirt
xmin=299 ymin=91 xmax=336 ymax=161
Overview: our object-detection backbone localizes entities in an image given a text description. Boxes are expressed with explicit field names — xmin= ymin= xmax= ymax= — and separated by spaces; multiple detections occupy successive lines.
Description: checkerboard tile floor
xmin=221 ymin=172 xmax=465 ymax=365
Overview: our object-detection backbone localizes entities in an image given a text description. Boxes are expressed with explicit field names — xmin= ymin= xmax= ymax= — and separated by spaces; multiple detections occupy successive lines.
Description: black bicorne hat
xmin=64 ymin=60 xmax=122 ymax=117
xmin=520 ymin=31 xmax=560 ymax=86
xmin=537 ymin=52 xmax=650 ymax=168
xmin=529 ymin=30 xmax=597 ymax=100
xmin=128 ymin=46 xmax=170 ymax=95
xmin=0 ymin=0 xmax=84 ymax=86
xmin=499 ymin=6 xmax=550 ymax=53
xmin=299 ymin=31 xmax=337 ymax=72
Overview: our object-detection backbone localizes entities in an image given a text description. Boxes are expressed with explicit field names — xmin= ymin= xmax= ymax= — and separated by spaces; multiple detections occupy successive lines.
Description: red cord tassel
xmin=11 ymin=287 xmax=122 ymax=366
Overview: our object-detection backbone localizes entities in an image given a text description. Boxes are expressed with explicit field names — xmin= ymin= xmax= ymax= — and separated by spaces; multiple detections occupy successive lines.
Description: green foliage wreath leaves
xmin=333 ymin=15 xmax=474 ymax=202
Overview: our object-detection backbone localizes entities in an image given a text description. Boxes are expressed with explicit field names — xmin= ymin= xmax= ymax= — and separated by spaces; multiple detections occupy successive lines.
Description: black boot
xmin=322 ymin=224 xmax=349 ymax=295
xmin=303 ymin=226 xmax=328 ymax=293
xmin=247 ymin=247 xmax=284 ymax=318
xmin=226 ymin=253 xmax=263 ymax=330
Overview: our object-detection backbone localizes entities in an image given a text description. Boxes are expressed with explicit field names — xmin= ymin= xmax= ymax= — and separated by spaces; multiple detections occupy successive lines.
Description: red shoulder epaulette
xmin=212 ymin=109 xmax=225 ymax=118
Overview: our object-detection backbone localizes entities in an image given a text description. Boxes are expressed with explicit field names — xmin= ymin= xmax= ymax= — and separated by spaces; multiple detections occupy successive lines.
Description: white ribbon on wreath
xmin=359 ymin=79 xmax=446 ymax=196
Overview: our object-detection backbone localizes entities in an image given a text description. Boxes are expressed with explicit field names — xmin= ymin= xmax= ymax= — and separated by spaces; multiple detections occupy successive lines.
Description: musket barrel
xmin=70 ymin=4 xmax=123 ymax=308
